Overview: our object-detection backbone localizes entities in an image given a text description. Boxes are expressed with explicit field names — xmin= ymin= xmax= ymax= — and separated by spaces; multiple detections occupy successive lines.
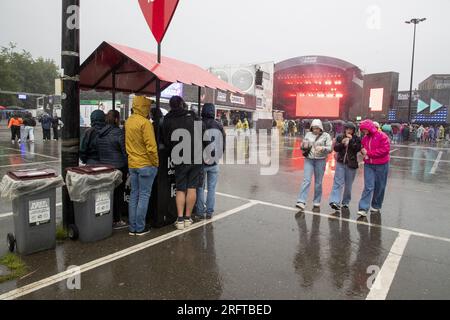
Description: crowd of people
xmin=5 ymin=112 xmax=64 ymax=144
xmin=79 ymin=95 xmax=225 ymax=235
xmin=5 ymin=102 xmax=450 ymax=230
xmin=277 ymin=118 xmax=450 ymax=146
xmin=296 ymin=119 xmax=391 ymax=218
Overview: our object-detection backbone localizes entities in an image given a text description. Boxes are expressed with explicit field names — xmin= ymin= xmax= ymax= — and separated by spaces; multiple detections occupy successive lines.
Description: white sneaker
xmin=313 ymin=203 xmax=321 ymax=208
xmin=296 ymin=202 xmax=306 ymax=210
xmin=11 ymin=140 xmax=15 ymax=144
xmin=357 ymin=210 xmax=368 ymax=217
xmin=370 ymin=208 xmax=381 ymax=214
xmin=184 ymin=218 xmax=194 ymax=228
xmin=175 ymin=220 xmax=185 ymax=230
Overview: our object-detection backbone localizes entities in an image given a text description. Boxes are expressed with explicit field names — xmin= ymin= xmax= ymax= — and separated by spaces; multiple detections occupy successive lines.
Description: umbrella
xmin=5 ymin=106 xmax=24 ymax=111
xmin=0 ymin=106 xmax=6 ymax=110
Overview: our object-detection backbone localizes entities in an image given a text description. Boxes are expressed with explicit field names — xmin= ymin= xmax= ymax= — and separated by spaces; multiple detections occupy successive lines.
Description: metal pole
xmin=112 ymin=71 xmax=116 ymax=111
xmin=61 ymin=0 xmax=80 ymax=228
xmin=155 ymin=42 xmax=162 ymax=144
xmin=198 ymin=86 xmax=202 ymax=118
xmin=408 ymin=22 xmax=417 ymax=123
xmin=156 ymin=43 xmax=161 ymax=110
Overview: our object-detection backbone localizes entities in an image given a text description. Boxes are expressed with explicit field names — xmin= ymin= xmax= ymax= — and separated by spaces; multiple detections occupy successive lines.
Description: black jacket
xmin=51 ymin=117 xmax=59 ymax=129
xmin=80 ymin=124 xmax=105 ymax=165
xmin=201 ymin=104 xmax=226 ymax=166
xmin=97 ymin=125 xmax=128 ymax=169
xmin=23 ymin=116 xmax=36 ymax=127
xmin=162 ymin=108 xmax=203 ymax=165
xmin=334 ymin=134 xmax=362 ymax=169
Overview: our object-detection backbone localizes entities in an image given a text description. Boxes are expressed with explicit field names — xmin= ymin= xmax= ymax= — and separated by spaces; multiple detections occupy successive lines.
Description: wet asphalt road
xmin=0 ymin=122 xmax=450 ymax=300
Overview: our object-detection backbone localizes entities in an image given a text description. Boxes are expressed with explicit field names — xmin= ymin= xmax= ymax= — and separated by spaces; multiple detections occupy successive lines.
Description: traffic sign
xmin=138 ymin=0 xmax=180 ymax=44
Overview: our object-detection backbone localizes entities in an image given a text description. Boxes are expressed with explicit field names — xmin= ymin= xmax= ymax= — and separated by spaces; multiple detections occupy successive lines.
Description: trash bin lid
xmin=67 ymin=165 xmax=116 ymax=175
xmin=8 ymin=169 xmax=58 ymax=181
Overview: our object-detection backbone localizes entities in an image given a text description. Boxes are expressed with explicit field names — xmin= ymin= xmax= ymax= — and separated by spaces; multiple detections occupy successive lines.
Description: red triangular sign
xmin=138 ymin=0 xmax=180 ymax=43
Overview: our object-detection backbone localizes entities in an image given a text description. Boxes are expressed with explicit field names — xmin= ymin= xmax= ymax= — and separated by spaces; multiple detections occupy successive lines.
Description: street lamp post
xmin=405 ymin=18 xmax=426 ymax=123
xmin=61 ymin=0 xmax=80 ymax=228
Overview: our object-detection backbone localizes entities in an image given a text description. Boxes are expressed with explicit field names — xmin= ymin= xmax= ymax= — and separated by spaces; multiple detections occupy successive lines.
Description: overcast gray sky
xmin=1 ymin=0 xmax=449 ymax=89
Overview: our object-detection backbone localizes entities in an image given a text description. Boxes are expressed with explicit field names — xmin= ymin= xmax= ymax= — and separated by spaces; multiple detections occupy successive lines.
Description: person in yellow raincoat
xmin=439 ymin=125 xmax=445 ymax=141
xmin=125 ymin=96 xmax=159 ymax=236
xmin=243 ymin=118 xmax=250 ymax=131
xmin=236 ymin=119 xmax=243 ymax=130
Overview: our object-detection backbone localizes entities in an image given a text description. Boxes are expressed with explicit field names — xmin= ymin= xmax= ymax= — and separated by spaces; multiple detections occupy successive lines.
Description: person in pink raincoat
xmin=357 ymin=119 xmax=391 ymax=218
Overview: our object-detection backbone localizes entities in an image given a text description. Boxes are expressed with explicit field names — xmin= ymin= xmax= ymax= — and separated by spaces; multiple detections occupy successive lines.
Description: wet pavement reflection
xmin=0 ymin=130 xmax=450 ymax=299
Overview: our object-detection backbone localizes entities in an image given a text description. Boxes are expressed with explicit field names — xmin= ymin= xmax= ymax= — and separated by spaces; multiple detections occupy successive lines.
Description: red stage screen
xmin=296 ymin=95 xmax=340 ymax=118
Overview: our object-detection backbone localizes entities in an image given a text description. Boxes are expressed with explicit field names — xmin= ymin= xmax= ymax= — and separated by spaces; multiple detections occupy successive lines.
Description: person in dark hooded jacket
xmin=97 ymin=110 xmax=128 ymax=229
xmin=329 ymin=122 xmax=362 ymax=211
xmin=97 ymin=110 xmax=127 ymax=169
xmin=162 ymin=96 xmax=203 ymax=230
xmin=80 ymin=110 xmax=106 ymax=165
xmin=195 ymin=103 xmax=226 ymax=219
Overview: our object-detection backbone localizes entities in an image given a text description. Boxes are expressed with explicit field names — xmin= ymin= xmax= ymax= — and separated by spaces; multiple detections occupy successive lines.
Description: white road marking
xmin=391 ymin=144 xmax=450 ymax=152
xmin=0 ymin=154 xmax=22 ymax=158
xmin=0 ymin=201 xmax=257 ymax=300
xmin=0 ymin=160 xmax=60 ymax=169
xmin=390 ymin=155 xmax=450 ymax=163
xmin=1 ymin=190 xmax=449 ymax=300
xmin=366 ymin=232 xmax=411 ymax=300
xmin=216 ymin=192 xmax=450 ymax=244
xmin=430 ymin=151 xmax=443 ymax=175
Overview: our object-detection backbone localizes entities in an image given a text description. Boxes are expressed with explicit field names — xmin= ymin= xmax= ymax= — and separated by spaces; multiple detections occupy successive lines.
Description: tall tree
xmin=0 ymin=42 xmax=59 ymax=108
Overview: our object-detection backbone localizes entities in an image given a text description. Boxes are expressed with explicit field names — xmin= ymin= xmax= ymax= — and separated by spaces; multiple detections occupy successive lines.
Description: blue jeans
xmin=297 ymin=158 xmax=326 ymax=205
xmin=329 ymin=162 xmax=357 ymax=206
xmin=196 ymin=165 xmax=219 ymax=216
xmin=129 ymin=166 xmax=158 ymax=232
xmin=359 ymin=163 xmax=389 ymax=212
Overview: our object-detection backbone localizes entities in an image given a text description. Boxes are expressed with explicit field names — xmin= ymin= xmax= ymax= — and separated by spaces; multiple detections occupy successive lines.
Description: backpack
xmin=302 ymin=133 xmax=323 ymax=158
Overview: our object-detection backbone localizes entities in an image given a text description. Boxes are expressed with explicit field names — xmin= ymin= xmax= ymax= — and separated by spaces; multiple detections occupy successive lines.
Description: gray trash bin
xmin=66 ymin=166 xmax=121 ymax=243
xmin=2 ymin=169 xmax=61 ymax=255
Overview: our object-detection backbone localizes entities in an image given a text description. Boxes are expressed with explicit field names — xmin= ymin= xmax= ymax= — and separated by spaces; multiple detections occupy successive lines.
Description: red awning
xmin=80 ymin=41 xmax=239 ymax=95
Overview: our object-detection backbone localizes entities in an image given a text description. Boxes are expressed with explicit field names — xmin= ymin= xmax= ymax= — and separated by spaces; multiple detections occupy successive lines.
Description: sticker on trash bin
xmin=29 ymin=199 xmax=51 ymax=226
xmin=95 ymin=192 xmax=111 ymax=217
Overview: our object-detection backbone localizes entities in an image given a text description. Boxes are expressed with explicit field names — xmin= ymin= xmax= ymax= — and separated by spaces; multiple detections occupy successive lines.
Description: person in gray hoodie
xmin=296 ymin=119 xmax=333 ymax=211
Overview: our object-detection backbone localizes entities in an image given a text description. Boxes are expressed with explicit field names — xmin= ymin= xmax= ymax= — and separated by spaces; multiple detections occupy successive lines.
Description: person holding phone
xmin=329 ymin=122 xmax=362 ymax=211
xmin=296 ymin=119 xmax=333 ymax=211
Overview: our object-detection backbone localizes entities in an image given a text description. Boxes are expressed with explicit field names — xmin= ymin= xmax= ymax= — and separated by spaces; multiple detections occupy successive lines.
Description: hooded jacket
xmin=23 ymin=115 xmax=36 ymax=127
xmin=97 ymin=124 xmax=127 ymax=169
xmin=162 ymin=105 xmax=201 ymax=166
xmin=8 ymin=117 xmax=22 ymax=128
xmin=359 ymin=120 xmax=391 ymax=165
xmin=301 ymin=119 xmax=333 ymax=159
xmin=80 ymin=110 xmax=106 ymax=165
xmin=125 ymin=96 xmax=159 ymax=169
xmin=40 ymin=114 xmax=53 ymax=130
xmin=201 ymin=104 xmax=225 ymax=166
xmin=334 ymin=123 xmax=362 ymax=169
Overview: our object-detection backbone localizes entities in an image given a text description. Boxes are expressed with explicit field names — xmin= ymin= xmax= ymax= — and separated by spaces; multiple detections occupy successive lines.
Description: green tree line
xmin=0 ymin=42 xmax=59 ymax=108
